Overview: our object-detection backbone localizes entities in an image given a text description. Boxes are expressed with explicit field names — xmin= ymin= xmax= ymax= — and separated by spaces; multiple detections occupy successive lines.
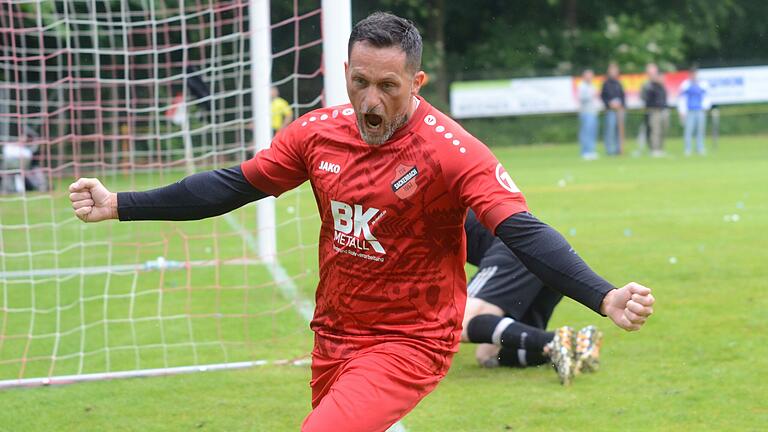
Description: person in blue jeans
xmin=677 ymin=67 xmax=711 ymax=155
xmin=577 ymin=69 xmax=599 ymax=160
xmin=600 ymin=63 xmax=625 ymax=156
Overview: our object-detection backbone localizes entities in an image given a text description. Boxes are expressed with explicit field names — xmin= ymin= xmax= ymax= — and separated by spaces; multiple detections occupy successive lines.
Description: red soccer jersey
xmin=241 ymin=97 xmax=528 ymax=368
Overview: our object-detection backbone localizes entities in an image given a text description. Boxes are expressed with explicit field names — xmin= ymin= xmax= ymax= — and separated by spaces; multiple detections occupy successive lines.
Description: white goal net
xmin=0 ymin=0 xmax=343 ymax=388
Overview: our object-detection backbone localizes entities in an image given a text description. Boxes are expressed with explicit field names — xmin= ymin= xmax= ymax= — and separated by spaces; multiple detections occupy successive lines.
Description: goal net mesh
xmin=0 ymin=0 xmax=323 ymax=387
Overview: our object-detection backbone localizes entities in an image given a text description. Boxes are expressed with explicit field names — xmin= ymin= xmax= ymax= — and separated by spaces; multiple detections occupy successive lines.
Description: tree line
xmin=353 ymin=0 xmax=767 ymax=107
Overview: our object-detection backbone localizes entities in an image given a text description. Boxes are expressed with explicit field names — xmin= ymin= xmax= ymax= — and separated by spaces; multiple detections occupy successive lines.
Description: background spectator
xmin=577 ymin=69 xmax=599 ymax=160
xmin=641 ymin=63 xmax=669 ymax=157
xmin=270 ymin=86 xmax=293 ymax=135
xmin=677 ymin=67 xmax=711 ymax=156
xmin=600 ymin=62 xmax=625 ymax=156
xmin=1 ymin=127 xmax=41 ymax=193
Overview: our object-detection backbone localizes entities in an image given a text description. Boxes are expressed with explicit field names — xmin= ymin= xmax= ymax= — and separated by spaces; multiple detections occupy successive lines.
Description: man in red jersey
xmin=69 ymin=12 xmax=654 ymax=432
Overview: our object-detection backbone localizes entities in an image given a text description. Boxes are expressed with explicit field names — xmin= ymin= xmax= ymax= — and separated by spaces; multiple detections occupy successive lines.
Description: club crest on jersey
xmin=391 ymin=164 xmax=419 ymax=199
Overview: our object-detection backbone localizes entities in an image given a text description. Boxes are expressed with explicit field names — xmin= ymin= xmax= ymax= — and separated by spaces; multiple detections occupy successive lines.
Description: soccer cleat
xmin=546 ymin=326 xmax=575 ymax=386
xmin=574 ymin=325 xmax=603 ymax=375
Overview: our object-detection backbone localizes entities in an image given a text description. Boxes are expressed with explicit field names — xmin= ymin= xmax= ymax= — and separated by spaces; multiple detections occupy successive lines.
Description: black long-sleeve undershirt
xmin=117 ymin=166 xmax=267 ymax=221
xmin=494 ymin=212 xmax=614 ymax=315
xmin=117 ymin=167 xmax=613 ymax=314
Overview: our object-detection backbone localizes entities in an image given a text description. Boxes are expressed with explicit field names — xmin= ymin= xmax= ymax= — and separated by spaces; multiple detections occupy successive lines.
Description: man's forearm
xmin=118 ymin=166 xmax=267 ymax=221
xmin=495 ymin=212 xmax=614 ymax=315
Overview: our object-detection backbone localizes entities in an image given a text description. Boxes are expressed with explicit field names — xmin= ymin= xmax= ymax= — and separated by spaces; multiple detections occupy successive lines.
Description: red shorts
xmin=301 ymin=341 xmax=450 ymax=432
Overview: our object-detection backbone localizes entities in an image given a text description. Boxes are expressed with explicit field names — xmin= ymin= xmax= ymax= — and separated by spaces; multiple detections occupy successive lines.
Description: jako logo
xmin=330 ymin=200 xmax=385 ymax=254
xmin=319 ymin=161 xmax=341 ymax=174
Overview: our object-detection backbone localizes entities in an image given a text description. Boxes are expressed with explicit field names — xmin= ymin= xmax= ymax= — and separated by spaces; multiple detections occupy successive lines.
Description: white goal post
xmin=253 ymin=0 xmax=350 ymax=264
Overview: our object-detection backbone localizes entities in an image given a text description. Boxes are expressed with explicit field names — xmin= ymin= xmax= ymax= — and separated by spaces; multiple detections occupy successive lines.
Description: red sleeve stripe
xmin=483 ymin=201 xmax=529 ymax=234
xmin=240 ymin=159 xmax=286 ymax=197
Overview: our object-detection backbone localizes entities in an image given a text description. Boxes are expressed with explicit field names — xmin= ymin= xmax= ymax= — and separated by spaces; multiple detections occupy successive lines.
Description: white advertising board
xmin=700 ymin=66 xmax=768 ymax=105
xmin=450 ymin=76 xmax=577 ymax=118
xmin=450 ymin=66 xmax=768 ymax=118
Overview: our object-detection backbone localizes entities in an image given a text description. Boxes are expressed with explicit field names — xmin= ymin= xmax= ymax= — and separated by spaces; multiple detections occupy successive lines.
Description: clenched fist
xmin=68 ymin=178 xmax=118 ymax=222
xmin=601 ymin=282 xmax=655 ymax=331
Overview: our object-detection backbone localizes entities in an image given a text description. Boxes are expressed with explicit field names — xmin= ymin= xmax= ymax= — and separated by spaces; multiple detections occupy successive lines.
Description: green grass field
xmin=1 ymin=134 xmax=767 ymax=431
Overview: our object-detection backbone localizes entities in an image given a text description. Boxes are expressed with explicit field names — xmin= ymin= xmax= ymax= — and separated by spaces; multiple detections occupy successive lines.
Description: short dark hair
xmin=348 ymin=12 xmax=422 ymax=72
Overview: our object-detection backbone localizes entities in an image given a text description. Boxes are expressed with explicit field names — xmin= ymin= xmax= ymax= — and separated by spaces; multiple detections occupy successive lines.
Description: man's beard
xmin=356 ymin=108 xmax=408 ymax=145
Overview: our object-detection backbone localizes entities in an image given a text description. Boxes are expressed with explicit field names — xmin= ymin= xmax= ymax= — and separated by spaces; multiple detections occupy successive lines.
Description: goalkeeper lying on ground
xmin=462 ymin=210 xmax=602 ymax=385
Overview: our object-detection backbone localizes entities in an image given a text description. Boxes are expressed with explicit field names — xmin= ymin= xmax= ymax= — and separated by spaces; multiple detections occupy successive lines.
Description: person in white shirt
xmin=577 ymin=69 xmax=599 ymax=160
xmin=1 ymin=128 xmax=37 ymax=193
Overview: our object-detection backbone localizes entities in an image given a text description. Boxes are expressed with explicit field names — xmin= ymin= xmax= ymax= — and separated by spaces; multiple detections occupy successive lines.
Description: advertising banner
xmin=699 ymin=66 xmax=768 ymax=105
xmin=450 ymin=66 xmax=768 ymax=118
xmin=450 ymin=77 xmax=577 ymax=118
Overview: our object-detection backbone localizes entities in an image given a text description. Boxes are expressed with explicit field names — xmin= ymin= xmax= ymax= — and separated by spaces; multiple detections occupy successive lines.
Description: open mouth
xmin=364 ymin=113 xmax=383 ymax=129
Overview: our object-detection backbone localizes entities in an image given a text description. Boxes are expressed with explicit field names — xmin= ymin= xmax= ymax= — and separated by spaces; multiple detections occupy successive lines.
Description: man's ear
xmin=344 ymin=61 xmax=349 ymax=75
xmin=411 ymin=71 xmax=427 ymax=95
